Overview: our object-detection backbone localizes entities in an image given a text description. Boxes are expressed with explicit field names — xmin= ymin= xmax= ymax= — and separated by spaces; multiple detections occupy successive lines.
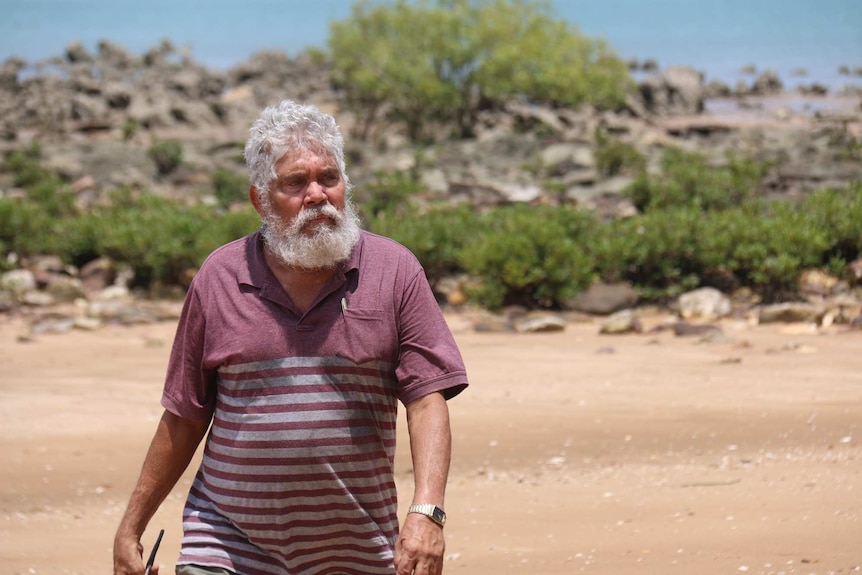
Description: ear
xmin=249 ymin=185 xmax=264 ymax=216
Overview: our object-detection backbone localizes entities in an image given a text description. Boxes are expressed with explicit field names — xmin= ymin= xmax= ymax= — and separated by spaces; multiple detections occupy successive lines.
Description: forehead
xmin=275 ymin=147 xmax=338 ymax=174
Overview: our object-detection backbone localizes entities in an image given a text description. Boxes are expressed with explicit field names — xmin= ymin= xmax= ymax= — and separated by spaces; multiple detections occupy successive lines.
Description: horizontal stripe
xmin=183 ymin=509 xmax=398 ymax=540
xmin=188 ymin=488 xmax=396 ymax=519
xmin=204 ymin=441 xmax=392 ymax=473
xmin=218 ymin=356 xmax=392 ymax=376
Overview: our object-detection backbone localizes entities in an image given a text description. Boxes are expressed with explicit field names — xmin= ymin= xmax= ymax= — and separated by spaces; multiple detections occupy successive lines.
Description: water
xmin=2 ymin=0 xmax=861 ymax=90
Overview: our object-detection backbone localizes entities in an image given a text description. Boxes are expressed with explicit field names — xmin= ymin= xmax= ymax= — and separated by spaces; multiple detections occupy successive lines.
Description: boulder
xmin=515 ymin=313 xmax=566 ymax=333
xmin=677 ymin=287 xmax=732 ymax=321
xmin=600 ymin=309 xmax=642 ymax=335
xmin=638 ymin=66 xmax=705 ymax=116
xmin=749 ymin=70 xmax=784 ymax=96
xmin=758 ymin=302 xmax=827 ymax=324
xmin=566 ymin=282 xmax=639 ymax=315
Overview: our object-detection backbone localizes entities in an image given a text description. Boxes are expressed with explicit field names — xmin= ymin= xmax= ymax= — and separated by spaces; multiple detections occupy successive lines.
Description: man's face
xmin=252 ymin=146 xmax=360 ymax=270
xmin=256 ymin=147 xmax=346 ymax=232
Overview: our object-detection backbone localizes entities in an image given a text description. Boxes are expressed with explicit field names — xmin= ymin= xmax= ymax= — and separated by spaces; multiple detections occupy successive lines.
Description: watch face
xmin=432 ymin=507 xmax=446 ymax=524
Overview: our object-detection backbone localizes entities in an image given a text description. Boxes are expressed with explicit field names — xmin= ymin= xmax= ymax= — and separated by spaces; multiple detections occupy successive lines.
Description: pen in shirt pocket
xmin=341 ymin=297 xmax=347 ymax=314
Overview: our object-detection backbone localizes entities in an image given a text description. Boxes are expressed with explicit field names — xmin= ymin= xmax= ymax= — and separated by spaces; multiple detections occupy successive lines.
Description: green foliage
xmin=122 ymin=117 xmax=140 ymax=141
xmin=147 ymin=140 xmax=183 ymax=175
xmin=2 ymin=143 xmax=859 ymax=308
xmin=329 ymin=0 xmax=632 ymax=141
xmin=212 ymin=167 xmax=249 ymax=209
xmin=459 ymin=205 xmax=595 ymax=309
xmin=369 ymin=204 xmax=479 ymax=290
xmin=824 ymin=125 xmax=862 ymax=161
xmin=625 ymin=147 xmax=769 ymax=212
xmin=2 ymin=143 xmax=50 ymax=188
xmin=354 ymin=169 xmax=424 ymax=221
xmin=594 ymin=130 xmax=646 ymax=177
xmin=592 ymin=206 xmax=703 ymax=299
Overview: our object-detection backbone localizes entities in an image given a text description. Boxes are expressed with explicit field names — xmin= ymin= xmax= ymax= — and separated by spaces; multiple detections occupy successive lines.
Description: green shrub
xmin=625 ymin=147 xmax=768 ymax=212
xmin=122 ymin=117 xmax=140 ymax=141
xmin=147 ymin=140 xmax=183 ymax=175
xmin=329 ymin=0 xmax=632 ymax=140
xmin=592 ymin=206 xmax=703 ymax=299
xmin=696 ymin=202 xmax=830 ymax=300
xmin=2 ymin=143 xmax=50 ymax=188
xmin=459 ymin=204 xmax=595 ymax=309
xmin=594 ymin=130 xmax=646 ymax=177
xmin=354 ymin=169 xmax=424 ymax=221
xmin=212 ymin=167 xmax=249 ymax=209
xmin=368 ymin=204 xmax=478 ymax=290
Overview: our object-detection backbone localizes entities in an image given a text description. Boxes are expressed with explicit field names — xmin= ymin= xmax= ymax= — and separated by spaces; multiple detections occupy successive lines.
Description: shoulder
xmin=358 ymin=230 xmax=421 ymax=266
xmin=200 ymin=233 xmax=254 ymax=268
xmin=190 ymin=233 xmax=258 ymax=291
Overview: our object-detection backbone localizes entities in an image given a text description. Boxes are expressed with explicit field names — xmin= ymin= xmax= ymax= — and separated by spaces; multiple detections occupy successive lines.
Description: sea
xmin=2 ymin=0 xmax=861 ymax=91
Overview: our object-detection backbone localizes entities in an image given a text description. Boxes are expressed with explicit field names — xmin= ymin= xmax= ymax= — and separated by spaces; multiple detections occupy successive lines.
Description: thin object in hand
xmin=144 ymin=529 xmax=164 ymax=575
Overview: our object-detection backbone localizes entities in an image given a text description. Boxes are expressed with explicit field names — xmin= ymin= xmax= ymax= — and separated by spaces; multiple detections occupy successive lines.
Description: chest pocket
xmin=338 ymin=307 xmax=399 ymax=366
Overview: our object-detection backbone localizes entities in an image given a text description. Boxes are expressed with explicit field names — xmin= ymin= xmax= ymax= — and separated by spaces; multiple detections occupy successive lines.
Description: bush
xmin=369 ymin=204 xmax=478 ymax=290
xmin=459 ymin=204 xmax=595 ymax=309
xmin=212 ymin=167 xmax=249 ymax=209
xmin=354 ymin=169 xmax=424 ymax=221
xmin=147 ymin=140 xmax=183 ymax=175
xmin=625 ymin=147 xmax=768 ymax=212
xmin=594 ymin=130 xmax=646 ymax=177
xmin=329 ymin=0 xmax=632 ymax=140
xmin=592 ymin=206 xmax=703 ymax=299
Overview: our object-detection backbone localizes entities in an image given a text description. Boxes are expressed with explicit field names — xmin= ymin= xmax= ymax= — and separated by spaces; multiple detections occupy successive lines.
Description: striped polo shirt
xmin=161 ymin=230 xmax=468 ymax=575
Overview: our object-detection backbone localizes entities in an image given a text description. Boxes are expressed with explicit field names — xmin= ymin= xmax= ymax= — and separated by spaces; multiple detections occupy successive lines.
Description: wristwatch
xmin=408 ymin=503 xmax=446 ymax=528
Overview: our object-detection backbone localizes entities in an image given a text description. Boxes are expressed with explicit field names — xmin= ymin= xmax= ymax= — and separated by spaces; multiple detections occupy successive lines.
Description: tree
xmin=329 ymin=0 xmax=633 ymax=141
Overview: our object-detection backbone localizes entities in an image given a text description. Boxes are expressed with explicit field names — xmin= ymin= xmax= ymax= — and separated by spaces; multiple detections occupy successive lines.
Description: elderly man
xmin=113 ymin=100 xmax=468 ymax=575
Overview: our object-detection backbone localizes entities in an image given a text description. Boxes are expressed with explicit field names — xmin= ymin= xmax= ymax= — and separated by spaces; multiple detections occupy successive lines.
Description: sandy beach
xmin=1 ymin=310 xmax=860 ymax=575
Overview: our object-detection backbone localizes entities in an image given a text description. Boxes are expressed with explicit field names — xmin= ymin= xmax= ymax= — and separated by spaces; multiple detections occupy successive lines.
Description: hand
xmin=394 ymin=512 xmax=445 ymax=575
xmin=113 ymin=532 xmax=159 ymax=575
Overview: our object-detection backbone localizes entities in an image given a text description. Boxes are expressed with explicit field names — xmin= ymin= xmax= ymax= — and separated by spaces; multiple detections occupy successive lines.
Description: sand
xmin=1 ymin=310 xmax=860 ymax=575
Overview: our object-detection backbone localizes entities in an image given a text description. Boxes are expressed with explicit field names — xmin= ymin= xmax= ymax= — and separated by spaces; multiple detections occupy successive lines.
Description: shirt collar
xmin=237 ymin=230 xmax=363 ymax=289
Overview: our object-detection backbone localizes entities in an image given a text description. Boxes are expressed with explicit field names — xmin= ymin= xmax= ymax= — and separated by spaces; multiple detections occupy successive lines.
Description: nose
xmin=304 ymin=180 xmax=328 ymax=205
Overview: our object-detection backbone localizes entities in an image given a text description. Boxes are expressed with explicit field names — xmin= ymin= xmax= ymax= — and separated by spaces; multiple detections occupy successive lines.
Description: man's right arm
xmin=113 ymin=409 xmax=210 ymax=575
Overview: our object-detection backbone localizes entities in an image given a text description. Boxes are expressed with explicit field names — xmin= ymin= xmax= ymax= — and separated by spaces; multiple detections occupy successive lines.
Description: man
xmin=113 ymin=100 xmax=468 ymax=575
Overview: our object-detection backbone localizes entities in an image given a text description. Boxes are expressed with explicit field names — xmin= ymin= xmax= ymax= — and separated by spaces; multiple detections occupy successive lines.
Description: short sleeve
xmin=161 ymin=284 xmax=218 ymax=421
xmin=395 ymin=269 xmax=468 ymax=405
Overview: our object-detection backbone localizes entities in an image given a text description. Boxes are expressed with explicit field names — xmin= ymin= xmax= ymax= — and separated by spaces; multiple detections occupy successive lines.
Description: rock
xmin=566 ymin=282 xmax=639 ymax=315
xmin=65 ymin=42 xmax=93 ymax=64
xmin=1 ymin=269 xmax=36 ymax=298
xmin=758 ymin=302 xmax=827 ymax=324
xmin=677 ymin=287 xmax=732 ymax=321
xmin=798 ymin=269 xmax=840 ymax=298
xmin=79 ymin=257 xmax=117 ymax=293
xmin=600 ymin=309 xmax=642 ymax=335
xmin=540 ymin=143 xmax=595 ymax=176
xmin=21 ymin=290 xmax=55 ymax=306
xmin=515 ymin=314 xmax=566 ymax=333
xmin=473 ymin=314 xmax=515 ymax=333
xmin=638 ymin=66 xmax=705 ymax=116
xmin=749 ymin=70 xmax=783 ymax=96
xmin=672 ymin=321 xmax=723 ymax=337
xmin=848 ymin=258 xmax=862 ymax=285
xmin=45 ymin=276 xmax=86 ymax=303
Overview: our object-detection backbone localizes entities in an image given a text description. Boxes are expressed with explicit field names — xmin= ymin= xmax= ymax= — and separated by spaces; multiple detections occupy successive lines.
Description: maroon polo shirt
xmin=161 ymin=230 xmax=468 ymax=575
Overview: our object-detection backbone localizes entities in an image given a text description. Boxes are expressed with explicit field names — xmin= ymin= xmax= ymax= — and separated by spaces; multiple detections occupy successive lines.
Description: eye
xmin=279 ymin=176 xmax=307 ymax=193
xmin=319 ymin=173 xmax=340 ymax=187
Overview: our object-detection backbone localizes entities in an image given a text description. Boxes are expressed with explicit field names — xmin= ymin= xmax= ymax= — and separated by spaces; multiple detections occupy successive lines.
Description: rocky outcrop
xmin=2 ymin=43 xmax=862 ymax=335
xmin=639 ymin=66 xmax=706 ymax=116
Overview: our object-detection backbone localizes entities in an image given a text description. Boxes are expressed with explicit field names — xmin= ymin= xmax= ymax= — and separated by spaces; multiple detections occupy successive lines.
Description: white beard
xmin=260 ymin=199 xmax=361 ymax=270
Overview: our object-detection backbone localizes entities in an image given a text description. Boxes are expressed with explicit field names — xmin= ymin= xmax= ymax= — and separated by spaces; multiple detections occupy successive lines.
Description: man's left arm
xmin=394 ymin=391 xmax=451 ymax=575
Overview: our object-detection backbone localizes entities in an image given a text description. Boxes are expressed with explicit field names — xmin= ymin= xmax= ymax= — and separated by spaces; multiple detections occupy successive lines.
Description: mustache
xmin=291 ymin=204 xmax=343 ymax=231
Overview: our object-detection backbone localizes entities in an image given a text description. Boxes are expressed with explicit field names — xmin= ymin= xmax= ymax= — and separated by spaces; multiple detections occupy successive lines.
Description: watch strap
xmin=407 ymin=503 xmax=446 ymax=527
